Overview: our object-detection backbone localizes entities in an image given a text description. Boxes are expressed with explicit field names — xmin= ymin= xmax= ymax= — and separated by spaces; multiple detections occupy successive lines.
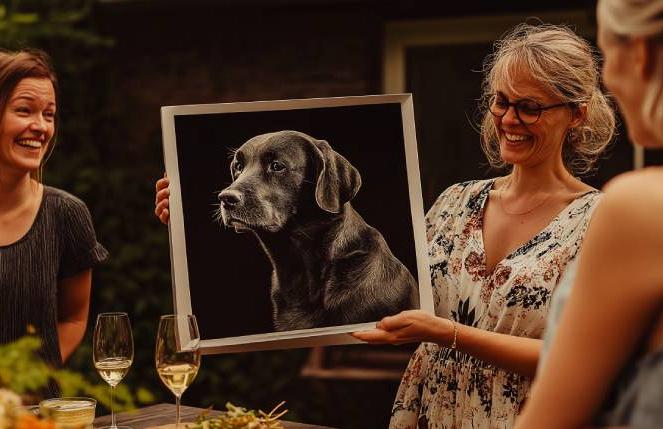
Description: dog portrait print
xmin=215 ymin=130 xmax=419 ymax=331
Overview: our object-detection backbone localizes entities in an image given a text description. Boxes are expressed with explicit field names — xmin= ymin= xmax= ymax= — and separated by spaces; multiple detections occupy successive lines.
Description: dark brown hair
xmin=0 ymin=49 xmax=58 ymax=180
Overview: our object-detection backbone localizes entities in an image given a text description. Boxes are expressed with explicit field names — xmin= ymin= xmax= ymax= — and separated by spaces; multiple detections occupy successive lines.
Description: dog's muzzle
xmin=218 ymin=189 xmax=244 ymax=228
xmin=218 ymin=189 xmax=242 ymax=209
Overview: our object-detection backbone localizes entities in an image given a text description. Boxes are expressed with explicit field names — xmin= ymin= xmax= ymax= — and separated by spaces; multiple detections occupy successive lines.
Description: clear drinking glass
xmin=155 ymin=314 xmax=201 ymax=429
xmin=39 ymin=397 xmax=96 ymax=429
xmin=93 ymin=312 xmax=134 ymax=429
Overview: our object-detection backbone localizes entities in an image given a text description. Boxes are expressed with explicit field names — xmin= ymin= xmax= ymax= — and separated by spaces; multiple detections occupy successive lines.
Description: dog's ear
xmin=229 ymin=152 xmax=240 ymax=181
xmin=309 ymin=138 xmax=362 ymax=213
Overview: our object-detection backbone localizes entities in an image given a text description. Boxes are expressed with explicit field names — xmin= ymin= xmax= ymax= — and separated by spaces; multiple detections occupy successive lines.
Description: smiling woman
xmin=152 ymin=24 xmax=618 ymax=428
xmin=479 ymin=25 xmax=615 ymax=177
xmin=351 ymin=23 xmax=617 ymax=429
xmin=0 ymin=50 xmax=108 ymax=400
xmin=0 ymin=77 xmax=56 ymax=176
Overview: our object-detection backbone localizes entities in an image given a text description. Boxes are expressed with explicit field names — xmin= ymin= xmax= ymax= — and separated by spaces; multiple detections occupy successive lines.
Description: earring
xmin=567 ymin=128 xmax=577 ymax=143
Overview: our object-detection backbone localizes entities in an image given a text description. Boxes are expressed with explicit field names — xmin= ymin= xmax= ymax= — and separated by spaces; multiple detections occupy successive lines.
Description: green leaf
xmin=10 ymin=12 xmax=39 ymax=24
xmin=136 ymin=388 xmax=156 ymax=404
xmin=0 ymin=335 xmax=151 ymax=411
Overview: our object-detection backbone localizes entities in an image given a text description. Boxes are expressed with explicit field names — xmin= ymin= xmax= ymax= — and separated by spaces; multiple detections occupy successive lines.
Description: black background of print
xmin=173 ymin=102 xmax=419 ymax=339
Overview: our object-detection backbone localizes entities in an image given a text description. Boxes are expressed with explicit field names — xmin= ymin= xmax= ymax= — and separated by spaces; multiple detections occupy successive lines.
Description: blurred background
xmin=2 ymin=0 xmax=660 ymax=427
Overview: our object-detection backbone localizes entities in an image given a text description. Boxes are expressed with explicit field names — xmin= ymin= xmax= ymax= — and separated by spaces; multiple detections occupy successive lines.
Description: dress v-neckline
xmin=475 ymin=178 xmax=597 ymax=278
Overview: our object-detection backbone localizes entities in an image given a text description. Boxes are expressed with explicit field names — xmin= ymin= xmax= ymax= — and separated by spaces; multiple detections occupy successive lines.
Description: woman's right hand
xmin=352 ymin=310 xmax=453 ymax=346
xmin=155 ymin=175 xmax=170 ymax=225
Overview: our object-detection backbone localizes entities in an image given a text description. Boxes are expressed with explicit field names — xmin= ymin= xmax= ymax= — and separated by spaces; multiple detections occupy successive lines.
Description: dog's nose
xmin=218 ymin=189 xmax=241 ymax=208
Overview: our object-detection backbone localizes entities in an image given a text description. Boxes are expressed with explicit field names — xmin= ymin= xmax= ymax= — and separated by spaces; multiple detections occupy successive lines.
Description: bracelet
xmin=450 ymin=320 xmax=459 ymax=349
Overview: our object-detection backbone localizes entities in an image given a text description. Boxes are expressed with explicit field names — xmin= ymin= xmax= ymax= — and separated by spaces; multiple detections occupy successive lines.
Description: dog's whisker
xmin=211 ymin=208 xmax=224 ymax=223
xmin=227 ymin=147 xmax=238 ymax=159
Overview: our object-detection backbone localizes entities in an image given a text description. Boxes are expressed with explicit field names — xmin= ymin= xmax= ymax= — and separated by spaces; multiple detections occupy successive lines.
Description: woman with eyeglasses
xmin=517 ymin=1 xmax=663 ymax=427
xmin=352 ymin=24 xmax=615 ymax=428
xmin=152 ymin=23 xmax=616 ymax=428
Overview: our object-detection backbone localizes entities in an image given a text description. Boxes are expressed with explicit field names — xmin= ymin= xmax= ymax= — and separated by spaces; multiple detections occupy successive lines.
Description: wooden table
xmin=94 ymin=403 xmax=335 ymax=429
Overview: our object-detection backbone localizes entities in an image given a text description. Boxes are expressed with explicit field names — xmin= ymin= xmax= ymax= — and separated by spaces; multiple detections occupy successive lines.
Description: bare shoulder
xmin=581 ymin=168 xmax=663 ymax=297
xmin=565 ymin=178 xmax=598 ymax=203
xmin=605 ymin=166 xmax=663 ymax=189
xmin=602 ymin=167 xmax=663 ymax=211
xmin=591 ymin=168 xmax=663 ymax=244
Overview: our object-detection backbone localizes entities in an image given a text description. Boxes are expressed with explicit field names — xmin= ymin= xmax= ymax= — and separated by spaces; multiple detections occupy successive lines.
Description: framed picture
xmin=161 ymin=94 xmax=433 ymax=354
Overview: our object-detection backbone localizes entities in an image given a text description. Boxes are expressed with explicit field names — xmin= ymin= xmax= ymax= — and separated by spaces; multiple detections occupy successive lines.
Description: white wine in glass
xmin=155 ymin=314 xmax=201 ymax=428
xmin=95 ymin=357 xmax=132 ymax=386
xmin=93 ymin=312 xmax=134 ymax=429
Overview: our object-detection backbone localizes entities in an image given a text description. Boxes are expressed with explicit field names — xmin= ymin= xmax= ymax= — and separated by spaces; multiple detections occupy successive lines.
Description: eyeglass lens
xmin=489 ymin=95 xmax=542 ymax=125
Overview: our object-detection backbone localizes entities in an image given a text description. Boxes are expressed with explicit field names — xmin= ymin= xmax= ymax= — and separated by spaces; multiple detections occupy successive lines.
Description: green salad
xmin=189 ymin=402 xmax=287 ymax=429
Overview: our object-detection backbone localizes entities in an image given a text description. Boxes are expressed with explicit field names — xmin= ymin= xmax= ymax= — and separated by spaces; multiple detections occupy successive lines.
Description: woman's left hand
xmin=154 ymin=174 xmax=170 ymax=225
xmin=352 ymin=310 xmax=453 ymax=346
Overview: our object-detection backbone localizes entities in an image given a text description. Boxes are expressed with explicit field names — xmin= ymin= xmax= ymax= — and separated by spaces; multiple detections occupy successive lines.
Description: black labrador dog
xmin=217 ymin=130 xmax=419 ymax=331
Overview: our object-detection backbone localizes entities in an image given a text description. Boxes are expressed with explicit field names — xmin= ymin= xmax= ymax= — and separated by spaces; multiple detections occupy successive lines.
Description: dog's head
xmin=217 ymin=130 xmax=361 ymax=232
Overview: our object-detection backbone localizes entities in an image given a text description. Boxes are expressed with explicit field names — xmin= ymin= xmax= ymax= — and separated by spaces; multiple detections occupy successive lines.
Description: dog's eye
xmin=270 ymin=161 xmax=286 ymax=172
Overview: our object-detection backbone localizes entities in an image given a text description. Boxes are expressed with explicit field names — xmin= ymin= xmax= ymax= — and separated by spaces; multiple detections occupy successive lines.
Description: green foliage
xmin=0 ymin=2 xmax=391 ymax=427
xmin=0 ymin=336 xmax=49 ymax=394
xmin=0 ymin=0 xmax=155 ymax=414
xmin=0 ymin=335 xmax=152 ymax=411
xmin=0 ymin=0 xmax=112 ymax=50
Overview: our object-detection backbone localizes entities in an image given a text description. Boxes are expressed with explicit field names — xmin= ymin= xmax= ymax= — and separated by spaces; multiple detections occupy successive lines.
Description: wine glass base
xmin=97 ymin=425 xmax=132 ymax=429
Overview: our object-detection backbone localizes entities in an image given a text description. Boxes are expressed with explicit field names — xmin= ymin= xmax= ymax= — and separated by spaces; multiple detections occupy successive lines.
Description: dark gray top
xmin=0 ymin=186 xmax=107 ymax=396
xmin=600 ymin=345 xmax=663 ymax=428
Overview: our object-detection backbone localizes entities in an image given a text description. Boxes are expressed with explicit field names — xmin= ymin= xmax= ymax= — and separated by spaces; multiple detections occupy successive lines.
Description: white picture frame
xmin=161 ymin=94 xmax=433 ymax=354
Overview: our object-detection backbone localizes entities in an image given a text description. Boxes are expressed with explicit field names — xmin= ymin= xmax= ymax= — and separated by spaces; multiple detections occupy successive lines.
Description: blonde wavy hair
xmin=598 ymin=0 xmax=663 ymax=142
xmin=479 ymin=24 xmax=616 ymax=175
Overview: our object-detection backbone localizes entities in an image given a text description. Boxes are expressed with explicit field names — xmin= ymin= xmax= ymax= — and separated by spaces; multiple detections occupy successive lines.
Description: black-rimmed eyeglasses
xmin=488 ymin=94 xmax=570 ymax=125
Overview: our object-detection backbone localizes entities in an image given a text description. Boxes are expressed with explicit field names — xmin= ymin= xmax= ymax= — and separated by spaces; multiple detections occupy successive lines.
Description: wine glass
xmin=93 ymin=312 xmax=134 ymax=429
xmin=155 ymin=314 xmax=201 ymax=428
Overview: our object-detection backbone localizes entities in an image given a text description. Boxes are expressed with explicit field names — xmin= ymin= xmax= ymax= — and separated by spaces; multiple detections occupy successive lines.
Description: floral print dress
xmin=390 ymin=179 xmax=601 ymax=429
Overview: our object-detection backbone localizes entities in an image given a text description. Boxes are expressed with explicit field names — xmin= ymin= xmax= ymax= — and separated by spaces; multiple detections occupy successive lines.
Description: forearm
xmin=354 ymin=311 xmax=542 ymax=377
xmin=452 ymin=324 xmax=542 ymax=377
xmin=57 ymin=319 xmax=87 ymax=362
xmin=57 ymin=270 xmax=92 ymax=363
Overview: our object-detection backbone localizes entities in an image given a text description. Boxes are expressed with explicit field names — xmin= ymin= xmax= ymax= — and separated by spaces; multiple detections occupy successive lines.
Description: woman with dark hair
xmin=0 ymin=50 xmax=107 ymax=397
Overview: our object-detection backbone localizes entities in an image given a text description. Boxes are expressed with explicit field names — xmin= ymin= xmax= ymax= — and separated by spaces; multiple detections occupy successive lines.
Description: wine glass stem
xmin=175 ymin=395 xmax=181 ymax=429
xmin=111 ymin=384 xmax=116 ymax=429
